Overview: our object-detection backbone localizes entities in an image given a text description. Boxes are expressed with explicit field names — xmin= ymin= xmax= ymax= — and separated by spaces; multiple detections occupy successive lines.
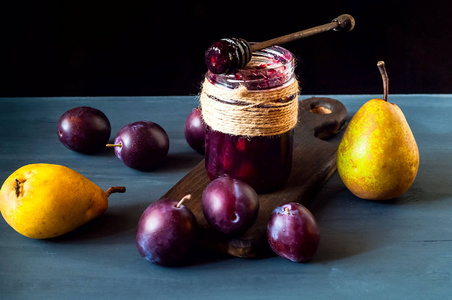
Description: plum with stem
xmin=136 ymin=195 xmax=197 ymax=266
xmin=107 ymin=121 xmax=169 ymax=171
xmin=267 ymin=202 xmax=320 ymax=262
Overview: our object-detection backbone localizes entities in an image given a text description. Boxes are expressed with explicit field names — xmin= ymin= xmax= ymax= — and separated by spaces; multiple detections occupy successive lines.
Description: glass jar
xmin=201 ymin=46 xmax=298 ymax=193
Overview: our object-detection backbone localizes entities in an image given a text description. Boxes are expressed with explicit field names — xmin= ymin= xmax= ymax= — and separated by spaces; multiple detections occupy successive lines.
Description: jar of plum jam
xmin=200 ymin=45 xmax=299 ymax=193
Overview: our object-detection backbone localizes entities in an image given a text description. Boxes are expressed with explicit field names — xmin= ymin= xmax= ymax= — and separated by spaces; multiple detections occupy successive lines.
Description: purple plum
xmin=202 ymin=177 xmax=259 ymax=235
xmin=57 ymin=106 xmax=111 ymax=154
xmin=184 ymin=107 xmax=206 ymax=154
xmin=108 ymin=121 xmax=169 ymax=170
xmin=267 ymin=202 xmax=320 ymax=262
xmin=136 ymin=195 xmax=197 ymax=266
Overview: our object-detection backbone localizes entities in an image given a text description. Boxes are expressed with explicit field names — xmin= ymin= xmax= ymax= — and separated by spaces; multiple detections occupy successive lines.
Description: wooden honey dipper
xmin=205 ymin=14 xmax=355 ymax=74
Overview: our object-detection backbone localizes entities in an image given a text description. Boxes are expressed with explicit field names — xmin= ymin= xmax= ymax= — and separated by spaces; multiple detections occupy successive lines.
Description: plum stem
xmin=106 ymin=143 xmax=122 ymax=148
xmin=105 ymin=186 xmax=126 ymax=197
xmin=283 ymin=207 xmax=290 ymax=215
xmin=377 ymin=61 xmax=389 ymax=102
xmin=176 ymin=194 xmax=192 ymax=208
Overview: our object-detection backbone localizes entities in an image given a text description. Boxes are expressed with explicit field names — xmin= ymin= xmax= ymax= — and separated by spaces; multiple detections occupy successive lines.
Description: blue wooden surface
xmin=0 ymin=95 xmax=451 ymax=299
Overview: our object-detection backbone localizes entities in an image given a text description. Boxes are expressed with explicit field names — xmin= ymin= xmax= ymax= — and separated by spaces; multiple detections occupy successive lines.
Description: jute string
xmin=200 ymin=78 xmax=299 ymax=137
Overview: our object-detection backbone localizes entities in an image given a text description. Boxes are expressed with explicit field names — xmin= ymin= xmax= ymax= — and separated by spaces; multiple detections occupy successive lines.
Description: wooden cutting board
xmin=162 ymin=97 xmax=347 ymax=258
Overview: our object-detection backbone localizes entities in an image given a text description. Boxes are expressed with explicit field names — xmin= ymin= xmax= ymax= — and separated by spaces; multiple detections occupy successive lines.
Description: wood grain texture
xmin=1 ymin=95 xmax=451 ymax=299
xmin=162 ymin=97 xmax=347 ymax=257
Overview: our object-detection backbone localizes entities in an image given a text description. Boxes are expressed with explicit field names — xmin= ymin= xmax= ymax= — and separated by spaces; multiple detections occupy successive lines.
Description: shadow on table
xmin=46 ymin=202 xmax=145 ymax=243
xmin=180 ymin=245 xmax=235 ymax=267
xmin=306 ymin=165 xmax=449 ymax=263
xmin=306 ymin=175 xmax=382 ymax=263
xmin=142 ymin=151 xmax=203 ymax=174
xmin=384 ymin=179 xmax=451 ymax=205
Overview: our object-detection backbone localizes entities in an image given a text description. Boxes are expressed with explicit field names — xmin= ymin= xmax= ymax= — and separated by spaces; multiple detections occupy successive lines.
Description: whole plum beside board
xmin=136 ymin=195 xmax=197 ymax=266
xmin=202 ymin=177 xmax=259 ymax=235
xmin=184 ymin=107 xmax=206 ymax=154
xmin=267 ymin=202 xmax=320 ymax=262
xmin=57 ymin=106 xmax=111 ymax=154
xmin=107 ymin=121 xmax=169 ymax=171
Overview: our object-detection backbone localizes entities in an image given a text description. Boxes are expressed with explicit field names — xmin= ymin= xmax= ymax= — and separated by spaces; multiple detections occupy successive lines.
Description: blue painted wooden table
xmin=0 ymin=95 xmax=450 ymax=299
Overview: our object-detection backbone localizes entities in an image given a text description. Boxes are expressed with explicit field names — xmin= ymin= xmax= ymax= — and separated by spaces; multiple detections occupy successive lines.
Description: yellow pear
xmin=0 ymin=163 xmax=125 ymax=239
xmin=337 ymin=61 xmax=419 ymax=200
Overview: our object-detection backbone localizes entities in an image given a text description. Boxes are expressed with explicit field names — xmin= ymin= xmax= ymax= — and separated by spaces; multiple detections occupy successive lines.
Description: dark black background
xmin=1 ymin=1 xmax=451 ymax=97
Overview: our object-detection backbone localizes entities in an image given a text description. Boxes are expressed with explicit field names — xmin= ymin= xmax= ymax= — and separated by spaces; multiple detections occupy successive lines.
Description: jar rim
xmin=207 ymin=45 xmax=295 ymax=90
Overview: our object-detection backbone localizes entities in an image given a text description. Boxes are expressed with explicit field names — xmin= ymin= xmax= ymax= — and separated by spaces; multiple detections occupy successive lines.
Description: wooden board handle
xmin=298 ymin=97 xmax=348 ymax=139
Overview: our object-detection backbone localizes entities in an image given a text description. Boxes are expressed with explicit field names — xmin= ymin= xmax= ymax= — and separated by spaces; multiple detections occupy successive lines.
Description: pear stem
xmin=176 ymin=194 xmax=192 ymax=208
xmin=15 ymin=179 xmax=21 ymax=197
xmin=106 ymin=144 xmax=122 ymax=148
xmin=377 ymin=61 xmax=389 ymax=102
xmin=105 ymin=186 xmax=126 ymax=197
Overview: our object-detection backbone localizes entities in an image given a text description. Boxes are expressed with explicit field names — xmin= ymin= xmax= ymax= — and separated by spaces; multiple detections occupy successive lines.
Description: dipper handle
xmin=205 ymin=14 xmax=355 ymax=74
xmin=250 ymin=14 xmax=355 ymax=52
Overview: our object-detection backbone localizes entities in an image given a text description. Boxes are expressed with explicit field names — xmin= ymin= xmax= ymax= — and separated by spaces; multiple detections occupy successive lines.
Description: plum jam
xmin=202 ymin=46 xmax=298 ymax=193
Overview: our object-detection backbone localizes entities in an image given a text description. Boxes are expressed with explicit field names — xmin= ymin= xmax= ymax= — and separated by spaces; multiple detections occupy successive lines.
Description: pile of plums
xmin=57 ymin=106 xmax=320 ymax=266
xmin=57 ymin=106 xmax=170 ymax=170
xmin=136 ymin=175 xmax=320 ymax=266
xmin=58 ymin=106 xmax=205 ymax=169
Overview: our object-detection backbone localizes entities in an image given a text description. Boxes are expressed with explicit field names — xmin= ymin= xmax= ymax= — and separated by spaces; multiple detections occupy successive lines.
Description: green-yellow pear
xmin=337 ymin=61 xmax=419 ymax=200
xmin=0 ymin=163 xmax=125 ymax=239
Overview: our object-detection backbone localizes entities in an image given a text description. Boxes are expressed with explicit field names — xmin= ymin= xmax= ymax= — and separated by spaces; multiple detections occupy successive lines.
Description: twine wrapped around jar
xmin=200 ymin=78 xmax=299 ymax=137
